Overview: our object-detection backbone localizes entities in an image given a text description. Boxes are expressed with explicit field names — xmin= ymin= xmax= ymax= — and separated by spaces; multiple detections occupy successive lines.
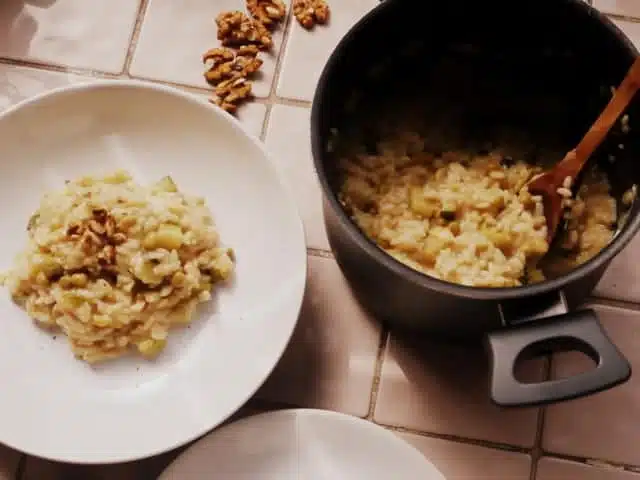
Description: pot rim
xmin=310 ymin=0 xmax=640 ymax=302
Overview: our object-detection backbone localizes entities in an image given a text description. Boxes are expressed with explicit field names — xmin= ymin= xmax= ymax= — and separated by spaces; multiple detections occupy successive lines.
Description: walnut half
xmin=247 ymin=0 xmax=287 ymax=28
xmin=203 ymin=45 xmax=263 ymax=86
xmin=211 ymin=77 xmax=253 ymax=114
xmin=293 ymin=0 xmax=330 ymax=29
xmin=202 ymin=45 xmax=262 ymax=113
xmin=215 ymin=11 xmax=273 ymax=50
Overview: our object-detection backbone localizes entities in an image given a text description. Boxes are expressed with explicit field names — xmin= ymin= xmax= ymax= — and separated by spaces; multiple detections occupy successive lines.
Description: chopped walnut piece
xmin=65 ymin=208 xmax=126 ymax=260
xmin=203 ymin=46 xmax=263 ymax=86
xmin=202 ymin=47 xmax=235 ymax=84
xmin=247 ymin=0 xmax=287 ymax=28
xmin=215 ymin=11 xmax=272 ymax=50
xmin=111 ymin=233 xmax=127 ymax=245
xmin=236 ymin=45 xmax=263 ymax=74
xmin=80 ymin=229 xmax=103 ymax=254
xmin=97 ymin=244 xmax=117 ymax=266
xmin=211 ymin=77 xmax=253 ymax=113
xmin=293 ymin=0 xmax=330 ymax=29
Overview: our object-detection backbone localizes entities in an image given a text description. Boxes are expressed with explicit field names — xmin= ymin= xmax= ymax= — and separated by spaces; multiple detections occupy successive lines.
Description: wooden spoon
xmin=527 ymin=56 xmax=640 ymax=244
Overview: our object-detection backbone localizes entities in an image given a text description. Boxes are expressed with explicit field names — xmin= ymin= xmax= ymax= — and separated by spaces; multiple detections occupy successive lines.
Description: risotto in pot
xmin=338 ymin=129 xmax=622 ymax=288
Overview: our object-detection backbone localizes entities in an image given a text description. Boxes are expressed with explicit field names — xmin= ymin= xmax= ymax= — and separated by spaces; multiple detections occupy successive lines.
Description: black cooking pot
xmin=311 ymin=0 xmax=640 ymax=407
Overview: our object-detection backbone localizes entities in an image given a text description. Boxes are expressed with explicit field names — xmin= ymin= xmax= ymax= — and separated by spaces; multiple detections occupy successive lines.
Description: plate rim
xmin=0 ymin=79 xmax=308 ymax=464
xmin=159 ymin=408 xmax=447 ymax=479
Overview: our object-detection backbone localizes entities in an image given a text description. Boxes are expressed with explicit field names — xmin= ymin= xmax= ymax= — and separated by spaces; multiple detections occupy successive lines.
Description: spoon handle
xmin=568 ymin=56 xmax=640 ymax=171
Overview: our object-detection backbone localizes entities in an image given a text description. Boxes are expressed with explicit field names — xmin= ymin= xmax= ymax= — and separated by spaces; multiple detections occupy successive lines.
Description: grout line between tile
xmin=365 ymin=328 xmax=389 ymax=420
xmin=588 ymin=295 xmax=640 ymax=311
xmin=0 ymin=54 xmax=292 ymax=110
xmin=380 ymin=423 xmax=531 ymax=455
xmin=0 ymin=57 xmax=121 ymax=79
xmin=605 ymin=12 xmax=640 ymax=23
xmin=0 ymin=59 xmax=313 ymax=109
xmin=257 ymin=0 xmax=295 ymax=141
xmin=540 ymin=450 xmax=640 ymax=474
xmin=260 ymin=104 xmax=273 ymax=142
xmin=127 ymin=71 xmax=263 ymax=99
xmin=529 ymin=356 xmax=552 ymax=480
xmin=383 ymin=419 xmax=640 ymax=474
xmin=274 ymin=96 xmax=312 ymax=109
xmin=306 ymin=248 xmax=334 ymax=259
xmin=122 ymin=0 xmax=151 ymax=75
xmin=266 ymin=7 xmax=294 ymax=103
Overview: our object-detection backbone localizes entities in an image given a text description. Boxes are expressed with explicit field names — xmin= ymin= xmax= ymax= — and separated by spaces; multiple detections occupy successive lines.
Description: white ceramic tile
xmin=543 ymin=304 xmax=640 ymax=465
xmin=0 ymin=444 xmax=20 ymax=480
xmin=181 ymin=91 xmax=266 ymax=138
xmin=595 ymin=232 xmax=640 ymax=302
xmin=234 ymin=101 xmax=266 ymax=139
xmin=610 ymin=18 xmax=640 ymax=49
xmin=0 ymin=64 xmax=89 ymax=111
xmin=537 ymin=458 xmax=640 ymax=480
xmin=131 ymin=0 xmax=288 ymax=97
xmin=595 ymin=0 xmax=640 ymax=18
xmin=256 ymin=255 xmax=381 ymax=417
xmin=374 ymin=334 xmax=543 ymax=448
xmin=264 ymin=104 xmax=330 ymax=250
xmin=0 ymin=0 xmax=139 ymax=72
xmin=399 ymin=432 xmax=532 ymax=480
xmin=0 ymin=66 xmax=264 ymax=141
xmin=276 ymin=0 xmax=378 ymax=101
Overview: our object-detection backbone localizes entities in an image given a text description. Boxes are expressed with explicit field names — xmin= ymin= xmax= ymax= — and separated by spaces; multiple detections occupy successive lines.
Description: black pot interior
xmin=313 ymin=0 xmax=640 ymax=292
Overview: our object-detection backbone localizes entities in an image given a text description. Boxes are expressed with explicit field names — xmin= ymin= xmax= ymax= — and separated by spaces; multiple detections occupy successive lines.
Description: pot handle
xmin=487 ymin=296 xmax=630 ymax=408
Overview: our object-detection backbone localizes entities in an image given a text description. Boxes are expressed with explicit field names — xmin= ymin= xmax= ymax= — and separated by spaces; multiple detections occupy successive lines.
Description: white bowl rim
xmin=159 ymin=408 xmax=447 ymax=480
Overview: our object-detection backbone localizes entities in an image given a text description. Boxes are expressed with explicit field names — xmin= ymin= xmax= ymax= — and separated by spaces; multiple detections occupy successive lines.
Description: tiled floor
xmin=256 ymin=255 xmax=381 ymax=417
xmin=401 ymin=433 xmax=532 ymax=479
xmin=374 ymin=334 xmax=544 ymax=448
xmin=130 ymin=0 xmax=289 ymax=97
xmin=275 ymin=0 xmax=377 ymax=101
xmin=0 ymin=0 xmax=140 ymax=72
xmin=264 ymin=104 xmax=330 ymax=250
xmin=0 ymin=0 xmax=639 ymax=478
xmin=536 ymin=458 xmax=640 ymax=480
xmin=543 ymin=305 xmax=640 ymax=466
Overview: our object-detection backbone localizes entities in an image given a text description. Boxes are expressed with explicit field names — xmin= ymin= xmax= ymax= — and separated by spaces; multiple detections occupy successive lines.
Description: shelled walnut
xmin=203 ymin=45 xmax=263 ymax=86
xmin=211 ymin=77 xmax=253 ymax=114
xmin=202 ymin=45 xmax=262 ymax=113
xmin=246 ymin=0 xmax=287 ymax=28
xmin=215 ymin=11 xmax=273 ymax=50
xmin=293 ymin=0 xmax=330 ymax=29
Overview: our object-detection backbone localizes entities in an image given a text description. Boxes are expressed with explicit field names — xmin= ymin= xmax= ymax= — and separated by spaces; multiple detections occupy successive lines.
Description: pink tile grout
xmin=122 ymin=0 xmax=151 ymax=75
xmin=607 ymin=13 xmax=640 ymax=24
xmin=0 ymin=56 xmax=120 ymax=79
xmin=259 ymin=3 xmax=296 ymax=140
xmin=306 ymin=247 xmax=333 ymax=258
xmin=8 ymin=3 xmax=640 ymax=477
xmin=529 ymin=358 xmax=553 ymax=480
xmin=365 ymin=329 xmax=390 ymax=420
xmin=272 ymin=95 xmax=312 ymax=108
xmin=588 ymin=296 xmax=640 ymax=312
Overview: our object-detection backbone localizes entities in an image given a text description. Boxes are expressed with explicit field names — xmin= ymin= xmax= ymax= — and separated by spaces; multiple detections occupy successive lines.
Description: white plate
xmin=0 ymin=80 xmax=306 ymax=463
xmin=159 ymin=409 xmax=447 ymax=480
